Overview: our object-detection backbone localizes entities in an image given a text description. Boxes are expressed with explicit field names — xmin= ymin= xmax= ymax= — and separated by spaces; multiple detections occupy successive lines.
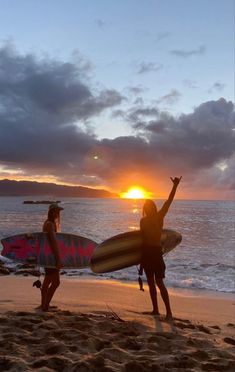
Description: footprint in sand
xmin=224 ymin=337 xmax=235 ymax=346
xmin=44 ymin=342 xmax=67 ymax=355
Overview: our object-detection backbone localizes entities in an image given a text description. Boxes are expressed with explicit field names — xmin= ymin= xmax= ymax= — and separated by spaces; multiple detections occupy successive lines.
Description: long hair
xmin=47 ymin=209 xmax=60 ymax=232
xmin=143 ymin=199 xmax=158 ymax=218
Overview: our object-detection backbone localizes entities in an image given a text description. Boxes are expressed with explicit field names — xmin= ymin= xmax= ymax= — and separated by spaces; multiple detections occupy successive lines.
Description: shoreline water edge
xmin=0 ymin=197 xmax=235 ymax=295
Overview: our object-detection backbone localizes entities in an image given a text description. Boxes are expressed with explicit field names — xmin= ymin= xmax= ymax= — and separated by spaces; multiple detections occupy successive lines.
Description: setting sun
xmin=120 ymin=186 xmax=152 ymax=199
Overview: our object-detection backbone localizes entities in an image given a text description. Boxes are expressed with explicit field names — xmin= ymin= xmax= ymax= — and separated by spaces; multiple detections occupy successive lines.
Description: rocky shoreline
xmin=0 ymin=257 xmax=41 ymax=277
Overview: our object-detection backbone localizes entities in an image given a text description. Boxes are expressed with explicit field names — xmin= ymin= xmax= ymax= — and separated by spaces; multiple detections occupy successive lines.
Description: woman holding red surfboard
xmin=41 ymin=203 xmax=63 ymax=311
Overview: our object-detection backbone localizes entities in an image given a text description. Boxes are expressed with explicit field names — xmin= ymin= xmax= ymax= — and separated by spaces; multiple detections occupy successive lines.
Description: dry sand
xmin=0 ymin=276 xmax=234 ymax=371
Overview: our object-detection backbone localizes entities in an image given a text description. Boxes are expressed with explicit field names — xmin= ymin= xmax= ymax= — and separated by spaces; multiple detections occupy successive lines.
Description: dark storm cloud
xmin=0 ymin=44 xmax=123 ymax=177
xmin=170 ymin=45 xmax=206 ymax=58
xmin=144 ymin=99 xmax=234 ymax=170
xmin=111 ymin=98 xmax=234 ymax=187
xmin=0 ymin=44 xmax=234 ymax=195
xmin=68 ymin=98 xmax=234 ymax=196
xmin=0 ymin=45 xmax=123 ymax=120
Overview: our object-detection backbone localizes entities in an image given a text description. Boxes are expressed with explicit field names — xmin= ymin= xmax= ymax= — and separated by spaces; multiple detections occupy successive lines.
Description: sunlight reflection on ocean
xmin=0 ymin=197 xmax=234 ymax=293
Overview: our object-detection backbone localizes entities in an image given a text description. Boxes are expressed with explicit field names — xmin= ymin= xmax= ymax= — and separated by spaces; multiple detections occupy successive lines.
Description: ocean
xmin=0 ymin=197 xmax=234 ymax=294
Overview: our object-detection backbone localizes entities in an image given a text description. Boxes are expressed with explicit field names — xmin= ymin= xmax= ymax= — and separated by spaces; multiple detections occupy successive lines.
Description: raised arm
xmin=160 ymin=176 xmax=182 ymax=217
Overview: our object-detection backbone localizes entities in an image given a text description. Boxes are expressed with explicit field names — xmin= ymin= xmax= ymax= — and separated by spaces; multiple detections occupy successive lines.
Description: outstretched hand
xmin=170 ymin=176 xmax=182 ymax=186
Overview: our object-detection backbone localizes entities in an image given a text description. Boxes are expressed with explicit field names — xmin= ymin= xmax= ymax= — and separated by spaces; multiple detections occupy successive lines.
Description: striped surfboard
xmin=90 ymin=229 xmax=182 ymax=274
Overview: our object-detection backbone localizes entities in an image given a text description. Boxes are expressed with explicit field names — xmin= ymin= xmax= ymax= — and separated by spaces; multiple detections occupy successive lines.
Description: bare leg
xmin=146 ymin=273 xmax=160 ymax=314
xmin=41 ymin=275 xmax=52 ymax=310
xmin=45 ymin=273 xmax=60 ymax=309
xmin=156 ymin=278 xmax=173 ymax=319
xmin=41 ymin=272 xmax=60 ymax=311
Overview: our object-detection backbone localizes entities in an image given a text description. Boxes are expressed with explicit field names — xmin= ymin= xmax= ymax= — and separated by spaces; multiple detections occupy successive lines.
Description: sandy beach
xmin=0 ymin=276 xmax=234 ymax=371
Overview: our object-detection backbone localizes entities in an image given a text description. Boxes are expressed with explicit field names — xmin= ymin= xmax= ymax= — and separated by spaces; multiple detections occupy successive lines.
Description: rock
xmin=0 ymin=267 xmax=10 ymax=275
xmin=14 ymin=269 xmax=40 ymax=277
xmin=18 ymin=263 xmax=36 ymax=270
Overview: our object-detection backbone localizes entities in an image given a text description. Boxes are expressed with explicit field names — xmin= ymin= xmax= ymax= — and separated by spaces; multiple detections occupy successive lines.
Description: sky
xmin=0 ymin=0 xmax=234 ymax=199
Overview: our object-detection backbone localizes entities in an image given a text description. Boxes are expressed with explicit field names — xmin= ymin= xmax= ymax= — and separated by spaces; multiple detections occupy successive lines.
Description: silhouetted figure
xmin=40 ymin=203 xmax=63 ymax=311
xmin=140 ymin=177 xmax=182 ymax=319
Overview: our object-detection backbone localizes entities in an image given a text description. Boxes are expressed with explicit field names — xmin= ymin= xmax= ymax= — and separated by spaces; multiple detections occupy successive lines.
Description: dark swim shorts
xmin=45 ymin=268 xmax=60 ymax=275
xmin=142 ymin=246 xmax=166 ymax=279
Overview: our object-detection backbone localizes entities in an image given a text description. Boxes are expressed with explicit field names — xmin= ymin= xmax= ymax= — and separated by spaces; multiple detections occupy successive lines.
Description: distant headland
xmin=0 ymin=179 xmax=117 ymax=198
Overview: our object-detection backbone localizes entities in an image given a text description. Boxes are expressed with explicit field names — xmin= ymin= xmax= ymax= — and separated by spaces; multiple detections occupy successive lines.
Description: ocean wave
xmin=1 ymin=254 xmax=235 ymax=293
xmin=166 ymin=276 xmax=235 ymax=293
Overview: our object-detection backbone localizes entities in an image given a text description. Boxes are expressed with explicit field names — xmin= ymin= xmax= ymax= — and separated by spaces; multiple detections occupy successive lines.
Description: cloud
xmin=137 ymin=62 xmax=163 ymax=74
xmin=156 ymin=89 xmax=181 ymax=105
xmin=1 ymin=97 xmax=234 ymax=198
xmin=65 ymin=98 xmax=235 ymax=196
xmin=126 ymin=85 xmax=147 ymax=96
xmin=70 ymin=49 xmax=94 ymax=74
xmin=0 ymin=43 xmax=123 ymax=182
xmin=111 ymin=105 xmax=159 ymax=124
xmin=0 ymin=44 xmax=234 ymax=198
xmin=0 ymin=43 xmax=124 ymax=117
xmin=220 ymin=157 xmax=235 ymax=190
xmin=170 ymin=45 xmax=206 ymax=58
xmin=208 ymin=81 xmax=226 ymax=93
xmin=142 ymin=99 xmax=234 ymax=171
xmin=104 ymin=98 xmax=234 ymax=195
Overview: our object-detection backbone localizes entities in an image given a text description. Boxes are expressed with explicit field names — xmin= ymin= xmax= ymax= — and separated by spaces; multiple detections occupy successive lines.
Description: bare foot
xmin=151 ymin=310 xmax=161 ymax=316
xmin=35 ymin=305 xmax=58 ymax=311
xmin=143 ymin=311 xmax=161 ymax=316
xmin=165 ymin=314 xmax=174 ymax=321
